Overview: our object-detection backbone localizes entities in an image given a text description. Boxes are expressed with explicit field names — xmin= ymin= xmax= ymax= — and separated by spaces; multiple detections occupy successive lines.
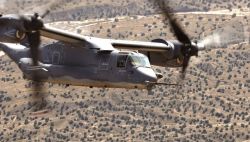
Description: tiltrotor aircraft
xmin=0 ymin=2 xmax=207 ymax=91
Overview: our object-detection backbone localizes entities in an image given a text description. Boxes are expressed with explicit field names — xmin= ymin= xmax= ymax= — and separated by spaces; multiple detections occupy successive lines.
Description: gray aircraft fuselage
xmin=0 ymin=42 xmax=158 ymax=89
xmin=0 ymin=14 xmax=203 ymax=89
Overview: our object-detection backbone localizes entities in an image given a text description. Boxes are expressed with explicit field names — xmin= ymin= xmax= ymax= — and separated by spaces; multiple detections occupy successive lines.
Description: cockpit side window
xmin=128 ymin=55 xmax=151 ymax=68
xmin=117 ymin=55 xmax=128 ymax=68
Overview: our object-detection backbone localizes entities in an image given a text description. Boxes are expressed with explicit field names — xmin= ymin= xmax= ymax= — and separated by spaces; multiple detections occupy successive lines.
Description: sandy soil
xmin=0 ymin=5 xmax=249 ymax=142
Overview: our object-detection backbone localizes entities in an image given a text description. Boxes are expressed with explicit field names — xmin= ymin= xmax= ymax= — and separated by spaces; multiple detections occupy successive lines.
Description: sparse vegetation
xmin=0 ymin=0 xmax=249 ymax=141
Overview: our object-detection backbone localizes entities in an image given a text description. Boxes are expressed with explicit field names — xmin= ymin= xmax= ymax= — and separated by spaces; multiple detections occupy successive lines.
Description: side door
xmin=97 ymin=53 xmax=111 ymax=81
xmin=115 ymin=54 xmax=129 ymax=81
xmin=52 ymin=51 xmax=61 ymax=65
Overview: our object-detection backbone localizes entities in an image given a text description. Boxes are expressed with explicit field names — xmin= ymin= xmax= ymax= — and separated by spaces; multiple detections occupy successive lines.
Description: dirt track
xmin=178 ymin=9 xmax=250 ymax=16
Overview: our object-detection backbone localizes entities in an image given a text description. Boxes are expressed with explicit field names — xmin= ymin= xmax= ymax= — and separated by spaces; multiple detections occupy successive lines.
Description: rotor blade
xmin=181 ymin=55 xmax=191 ymax=79
xmin=27 ymin=31 xmax=40 ymax=66
xmin=20 ymin=14 xmax=44 ymax=32
xmin=31 ymin=81 xmax=47 ymax=111
xmin=41 ymin=10 xmax=50 ymax=19
xmin=154 ymin=0 xmax=191 ymax=44
xmin=27 ymin=31 xmax=47 ymax=110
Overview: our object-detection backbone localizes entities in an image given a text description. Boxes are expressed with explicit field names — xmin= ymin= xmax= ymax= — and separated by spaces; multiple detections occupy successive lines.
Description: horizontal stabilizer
xmin=26 ymin=66 xmax=48 ymax=72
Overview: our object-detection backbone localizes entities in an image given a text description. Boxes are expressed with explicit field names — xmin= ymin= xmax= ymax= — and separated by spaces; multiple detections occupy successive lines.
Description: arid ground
xmin=0 ymin=0 xmax=249 ymax=141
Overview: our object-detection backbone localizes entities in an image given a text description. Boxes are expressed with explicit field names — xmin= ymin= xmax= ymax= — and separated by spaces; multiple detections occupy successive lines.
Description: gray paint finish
xmin=0 ymin=14 xmax=205 ymax=89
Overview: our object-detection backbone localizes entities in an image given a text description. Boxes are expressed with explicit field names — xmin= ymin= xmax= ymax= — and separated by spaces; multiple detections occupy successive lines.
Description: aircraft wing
xmin=109 ymin=39 xmax=173 ymax=52
xmin=40 ymin=26 xmax=115 ymax=51
xmin=40 ymin=26 xmax=173 ymax=52
xmin=40 ymin=25 xmax=87 ymax=44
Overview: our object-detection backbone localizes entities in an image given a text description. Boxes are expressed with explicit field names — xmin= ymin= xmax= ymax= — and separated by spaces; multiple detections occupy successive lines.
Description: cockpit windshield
xmin=128 ymin=55 xmax=151 ymax=68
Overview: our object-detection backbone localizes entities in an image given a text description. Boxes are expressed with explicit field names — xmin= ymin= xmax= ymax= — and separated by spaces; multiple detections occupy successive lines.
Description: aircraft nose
xmin=136 ymin=67 xmax=157 ymax=82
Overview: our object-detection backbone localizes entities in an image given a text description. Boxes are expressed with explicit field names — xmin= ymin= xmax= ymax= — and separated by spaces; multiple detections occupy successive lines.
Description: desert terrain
xmin=0 ymin=0 xmax=250 ymax=141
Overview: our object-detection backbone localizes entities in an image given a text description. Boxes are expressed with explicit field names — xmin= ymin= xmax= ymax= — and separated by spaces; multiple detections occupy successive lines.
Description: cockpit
xmin=117 ymin=52 xmax=151 ymax=68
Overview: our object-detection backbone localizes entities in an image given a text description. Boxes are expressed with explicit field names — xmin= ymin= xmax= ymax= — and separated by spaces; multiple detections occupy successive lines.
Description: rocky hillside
xmin=1 ymin=0 xmax=250 ymax=21
xmin=0 ymin=8 xmax=249 ymax=141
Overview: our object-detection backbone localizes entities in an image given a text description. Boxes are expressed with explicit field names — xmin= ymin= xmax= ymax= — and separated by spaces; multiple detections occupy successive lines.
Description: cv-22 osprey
xmin=0 ymin=3 xmax=208 ymax=91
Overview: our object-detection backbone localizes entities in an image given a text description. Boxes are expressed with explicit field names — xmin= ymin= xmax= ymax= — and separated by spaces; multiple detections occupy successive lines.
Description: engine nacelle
xmin=140 ymin=39 xmax=183 ymax=67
